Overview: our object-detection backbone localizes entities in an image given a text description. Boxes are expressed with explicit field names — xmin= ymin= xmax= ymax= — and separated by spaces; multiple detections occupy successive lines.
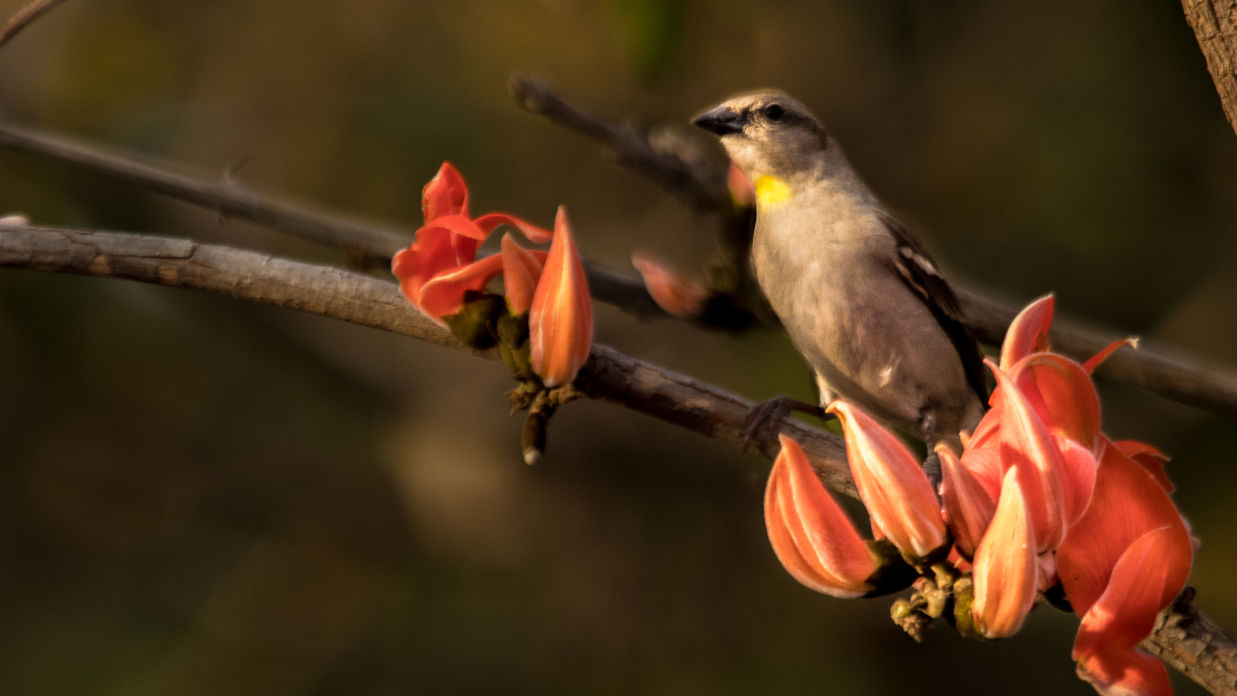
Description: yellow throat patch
xmin=754 ymin=175 xmax=792 ymax=208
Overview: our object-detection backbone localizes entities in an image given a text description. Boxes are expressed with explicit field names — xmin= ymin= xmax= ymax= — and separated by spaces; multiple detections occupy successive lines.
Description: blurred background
xmin=0 ymin=0 xmax=1234 ymax=694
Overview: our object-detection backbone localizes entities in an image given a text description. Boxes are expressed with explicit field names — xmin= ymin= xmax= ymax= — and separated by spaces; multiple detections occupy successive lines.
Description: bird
xmin=692 ymin=90 xmax=987 ymax=456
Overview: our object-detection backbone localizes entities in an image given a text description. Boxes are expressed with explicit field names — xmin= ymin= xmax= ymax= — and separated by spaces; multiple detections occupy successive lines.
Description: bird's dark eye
xmin=763 ymin=104 xmax=784 ymax=122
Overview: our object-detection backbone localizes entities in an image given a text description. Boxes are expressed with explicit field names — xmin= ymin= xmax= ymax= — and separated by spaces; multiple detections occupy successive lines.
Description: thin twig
xmin=2 ymin=118 xmax=1236 ymax=417
xmin=509 ymin=76 xmax=728 ymax=212
xmin=0 ymin=121 xmax=409 ymax=265
xmin=0 ymin=222 xmax=1230 ymax=694
xmin=0 ymin=0 xmax=67 ymax=51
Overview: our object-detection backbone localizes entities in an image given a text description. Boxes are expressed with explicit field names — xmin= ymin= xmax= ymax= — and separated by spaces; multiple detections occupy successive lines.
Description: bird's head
xmin=692 ymin=90 xmax=830 ymax=184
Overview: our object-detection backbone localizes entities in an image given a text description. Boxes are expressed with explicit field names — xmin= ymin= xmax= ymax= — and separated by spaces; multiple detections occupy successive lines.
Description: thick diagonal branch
xmin=0 ymin=224 xmax=849 ymax=493
xmin=0 ymin=223 xmax=1232 ymax=694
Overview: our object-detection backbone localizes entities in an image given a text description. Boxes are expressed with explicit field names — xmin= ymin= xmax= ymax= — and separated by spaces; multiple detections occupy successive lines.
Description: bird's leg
xmin=919 ymin=411 xmax=943 ymax=491
xmin=742 ymin=395 xmax=830 ymax=447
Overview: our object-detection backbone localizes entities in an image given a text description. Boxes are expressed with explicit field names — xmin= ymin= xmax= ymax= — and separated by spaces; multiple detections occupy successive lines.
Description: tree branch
xmin=0 ymin=224 xmax=850 ymax=493
xmin=0 ymin=0 xmax=68 ymax=51
xmin=2 ymin=117 xmax=1236 ymax=417
xmin=508 ymin=76 xmax=727 ymax=212
xmin=959 ymin=288 xmax=1237 ymax=415
xmin=0 ymin=121 xmax=409 ymax=266
xmin=1182 ymin=0 xmax=1237 ymax=137
xmin=0 ymin=222 xmax=1231 ymax=694
xmin=1144 ymin=588 xmax=1237 ymax=696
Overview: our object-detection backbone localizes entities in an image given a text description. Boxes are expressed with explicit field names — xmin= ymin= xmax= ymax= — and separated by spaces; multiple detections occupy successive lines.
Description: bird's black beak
xmin=692 ymin=105 xmax=745 ymax=136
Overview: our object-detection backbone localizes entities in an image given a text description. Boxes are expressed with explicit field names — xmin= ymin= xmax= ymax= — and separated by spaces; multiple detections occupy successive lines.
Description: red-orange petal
xmin=764 ymin=434 xmax=877 ymax=597
xmin=1000 ymin=295 xmax=1055 ymax=370
xmin=987 ymin=359 xmax=1068 ymax=552
xmin=418 ymin=254 xmax=505 ymax=322
xmin=1076 ymin=643 xmax=1173 ymax=696
xmin=1112 ymin=440 xmax=1174 ymax=492
xmin=421 ymin=214 xmax=491 ymax=243
xmin=938 ymin=443 xmax=997 ymax=558
xmin=1058 ymin=440 xmax=1192 ymax=619
xmin=500 ymin=234 xmax=547 ymax=316
xmin=971 ymin=466 xmax=1038 ymax=638
xmin=474 ymin=212 xmax=554 ymax=244
xmin=1056 ymin=434 xmax=1098 ymax=526
xmin=529 ymin=207 xmax=593 ymax=387
xmin=827 ymin=400 xmax=947 ymax=562
xmin=1082 ymin=337 xmax=1139 ymax=375
xmin=422 ymin=161 xmax=470 ymax=223
xmin=631 ymin=252 xmax=709 ymax=319
xmin=1072 ymin=525 xmax=1189 ymax=696
xmin=392 ymin=227 xmax=463 ymax=310
xmin=1009 ymin=352 xmax=1102 ymax=455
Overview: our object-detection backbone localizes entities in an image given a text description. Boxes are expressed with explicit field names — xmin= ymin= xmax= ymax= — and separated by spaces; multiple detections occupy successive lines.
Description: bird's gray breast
xmin=750 ymin=198 xmax=951 ymax=430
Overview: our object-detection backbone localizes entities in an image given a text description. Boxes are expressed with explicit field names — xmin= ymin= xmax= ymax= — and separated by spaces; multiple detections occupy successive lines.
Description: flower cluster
xmin=391 ymin=162 xmax=592 ymax=387
xmin=765 ymin=296 xmax=1193 ymax=696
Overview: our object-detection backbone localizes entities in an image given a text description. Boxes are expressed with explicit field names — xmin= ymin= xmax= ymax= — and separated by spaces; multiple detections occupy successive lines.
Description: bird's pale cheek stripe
xmin=755 ymin=175 xmax=793 ymax=208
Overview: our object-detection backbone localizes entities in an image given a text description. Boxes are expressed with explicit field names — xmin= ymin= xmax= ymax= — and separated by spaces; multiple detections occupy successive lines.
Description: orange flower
xmin=764 ymin=435 xmax=881 ymax=598
xmin=937 ymin=442 xmax=996 ymax=558
xmin=999 ymin=294 xmax=1055 ymax=369
xmin=631 ymin=252 xmax=709 ymax=319
xmin=529 ymin=207 xmax=593 ymax=387
xmin=1059 ymin=441 xmax=1192 ymax=696
xmin=500 ymin=234 xmax=547 ymax=316
xmin=827 ymin=400 xmax=948 ymax=564
xmin=971 ymin=467 xmax=1038 ymax=638
xmin=392 ymin=162 xmax=553 ymax=323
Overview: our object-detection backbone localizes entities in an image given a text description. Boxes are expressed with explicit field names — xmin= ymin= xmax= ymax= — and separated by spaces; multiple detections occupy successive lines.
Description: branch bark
xmin=1182 ymin=0 xmax=1237 ymax=137
xmin=0 ymin=222 xmax=1231 ymax=694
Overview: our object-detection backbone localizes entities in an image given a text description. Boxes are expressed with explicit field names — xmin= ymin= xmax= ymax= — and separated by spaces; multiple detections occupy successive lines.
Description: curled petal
xmin=422 ymin=161 xmax=470 ymax=222
xmin=421 ymin=213 xmax=491 ymax=243
xmin=1058 ymin=441 xmax=1192 ymax=620
xmin=1082 ymin=336 xmax=1139 ymax=375
xmin=1056 ymin=435 xmax=1098 ymax=526
xmin=1073 ymin=526 xmax=1189 ymax=696
xmin=956 ymin=407 xmax=1004 ymax=501
xmin=529 ymin=207 xmax=593 ymax=387
xmin=971 ymin=467 xmax=1038 ymax=638
xmin=764 ymin=435 xmax=878 ymax=597
xmin=631 ymin=252 xmax=709 ymax=319
xmin=474 ymin=212 xmax=554 ymax=244
xmin=1009 ymin=352 xmax=1102 ymax=455
xmin=827 ymin=401 xmax=947 ymax=563
xmin=418 ymin=254 xmax=505 ymax=322
xmin=1000 ymin=294 xmax=1055 ymax=370
xmin=1112 ymin=440 xmax=1173 ymax=492
xmin=1076 ymin=644 xmax=1172 ymax=696
xmin=987 ymin=359 xmax=1068 ymax=551
xmin=392 ymin=246 xmax=429 ymax=309
xmin=938 ymin=443 xmax=996 ymax=558
xmin=392 ymin=227 xmax=464 ymax=311
xmin=500 ymin=235 xmax=547 ymax=315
